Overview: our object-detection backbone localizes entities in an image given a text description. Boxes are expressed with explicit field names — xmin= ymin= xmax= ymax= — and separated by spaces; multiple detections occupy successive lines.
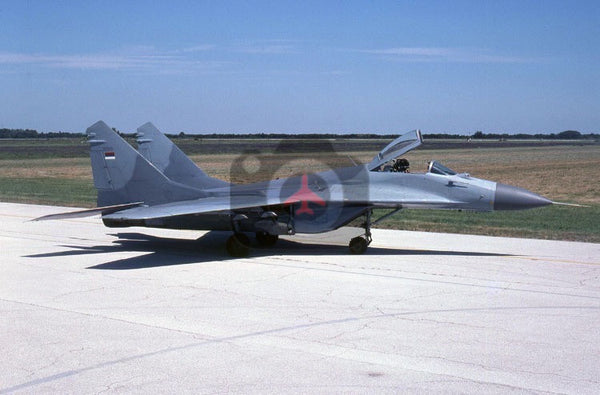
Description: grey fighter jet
xmin=35 ymin=121 xmax=552 ymax=256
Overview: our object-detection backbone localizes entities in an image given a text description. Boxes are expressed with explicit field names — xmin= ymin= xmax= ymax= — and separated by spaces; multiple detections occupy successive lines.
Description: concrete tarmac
xmin=1 ymin=202 xmax=599 ymax=393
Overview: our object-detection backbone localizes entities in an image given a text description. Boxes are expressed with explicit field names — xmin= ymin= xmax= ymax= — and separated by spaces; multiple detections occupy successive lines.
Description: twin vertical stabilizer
xmin=87 ymin=121 xmax=203 ymax=207
xmin=136 ymin=122 xmax=230 ymax=190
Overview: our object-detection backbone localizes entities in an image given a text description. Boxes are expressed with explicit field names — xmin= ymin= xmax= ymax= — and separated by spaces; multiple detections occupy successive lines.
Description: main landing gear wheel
xmin=226 ymin=233 xmax=250 ymax=257
xmin=349 ymin=236 xmax=369 ymax=254
xmin=256 ymin=231 xmax=278 ymax=247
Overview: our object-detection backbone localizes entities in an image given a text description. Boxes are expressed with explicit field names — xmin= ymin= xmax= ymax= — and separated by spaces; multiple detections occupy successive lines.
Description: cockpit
xmin=374 ymin=159 xmax=459 ymax=176
xmin=367 ymin=130 xmax=465 ymax=177
xmin=377 ymin=158 xmax=411 ymax=173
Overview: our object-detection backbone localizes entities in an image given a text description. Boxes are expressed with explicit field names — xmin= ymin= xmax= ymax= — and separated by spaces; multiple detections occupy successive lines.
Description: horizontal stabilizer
xmin=31 ymin=202 xmax=144 ymax=221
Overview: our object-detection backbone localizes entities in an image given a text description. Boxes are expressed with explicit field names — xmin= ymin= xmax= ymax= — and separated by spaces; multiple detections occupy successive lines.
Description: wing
xmin=367 ymin=130 xmax=423 ymax=170
xmin=102 ymin=193 xmax=293 ymax=221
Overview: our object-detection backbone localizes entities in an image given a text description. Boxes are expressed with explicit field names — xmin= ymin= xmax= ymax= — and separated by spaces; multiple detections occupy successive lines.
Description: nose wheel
xmin=349 ymin=236 xmax=369 ymax=254
xmin=349 ymin=209 xmax=372 ymax=254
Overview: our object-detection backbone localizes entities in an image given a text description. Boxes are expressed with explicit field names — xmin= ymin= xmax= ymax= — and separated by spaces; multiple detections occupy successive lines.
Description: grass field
xmin=1 ymin=138 xmax=598 ymax=242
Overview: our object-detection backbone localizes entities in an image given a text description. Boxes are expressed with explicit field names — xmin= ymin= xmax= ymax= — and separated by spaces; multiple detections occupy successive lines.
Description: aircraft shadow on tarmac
xmin=24 ymin=231 xmax=511 ymax=270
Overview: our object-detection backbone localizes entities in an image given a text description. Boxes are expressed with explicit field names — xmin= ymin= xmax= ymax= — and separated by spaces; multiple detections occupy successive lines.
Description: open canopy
xmin=367 ymin=130 xmax=422 ymax=171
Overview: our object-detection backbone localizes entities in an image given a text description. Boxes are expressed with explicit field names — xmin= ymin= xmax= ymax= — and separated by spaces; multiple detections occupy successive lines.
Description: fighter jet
xmin=35 ymin=121 xmax=552 ymax=256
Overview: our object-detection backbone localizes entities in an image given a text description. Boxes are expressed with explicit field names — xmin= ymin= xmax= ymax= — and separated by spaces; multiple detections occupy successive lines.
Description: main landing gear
xmin=226 ymin=233 xmax=251 ymax=257
xmin=226 ymin=214 xmax=251 ymax=257
xmin=226 ymin=214 xmax=281 ymax=257
xmin=256 ymin=231 xmax=278 ymax=247
xmin=225 ymin=232 xmax=279 ymax=257
xmin=349 ymin=209 xmax=372 ymax=254
xmin=225 ymin=208 xmax=399 ymax=257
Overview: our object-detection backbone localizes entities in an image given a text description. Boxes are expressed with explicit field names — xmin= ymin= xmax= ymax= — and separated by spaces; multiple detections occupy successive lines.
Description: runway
xmin=1 ymin=202 xmax=599 ymax=393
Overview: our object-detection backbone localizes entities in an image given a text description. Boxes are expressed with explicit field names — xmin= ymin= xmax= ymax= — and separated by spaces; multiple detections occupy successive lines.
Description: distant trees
xmin=0 ymin=128 xmax=38 ymax=138
xmin=0 ymin=127 xmax=596 ymax=140
xmin=0 ymin=129 xmax=85 ymax=139
xmin=469 ymin=130 xmax=593 ymax=140
xmin=557 ymin=130 xmax=581 ymax=139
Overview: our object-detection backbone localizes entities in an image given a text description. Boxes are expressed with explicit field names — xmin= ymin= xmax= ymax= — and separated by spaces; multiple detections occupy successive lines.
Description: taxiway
xmin=1 ymin=202 xmax=599 ymax=393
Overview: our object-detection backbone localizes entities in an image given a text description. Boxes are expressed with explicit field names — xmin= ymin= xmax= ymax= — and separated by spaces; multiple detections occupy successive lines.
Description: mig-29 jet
xmin=35 ymin=121 xmax=552 ymax=257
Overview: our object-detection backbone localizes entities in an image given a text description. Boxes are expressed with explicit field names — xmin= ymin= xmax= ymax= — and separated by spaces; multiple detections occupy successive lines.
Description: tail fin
xmin=136 ymin=122 xmax=230 ymax=189
xmin=87 ymin=121 xmax=203 ymax=206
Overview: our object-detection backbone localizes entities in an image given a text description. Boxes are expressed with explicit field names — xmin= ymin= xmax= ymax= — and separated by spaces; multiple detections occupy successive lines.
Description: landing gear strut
xmin=349 ymin=209 xmax=372 ymax=254
xmin=226 ymin=214 xmax=251 ymax=257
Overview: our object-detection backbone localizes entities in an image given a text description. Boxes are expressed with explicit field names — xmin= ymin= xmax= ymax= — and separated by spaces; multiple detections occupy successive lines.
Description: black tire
xmin=226 ymin=233 xmax=251 ymax=257
xmin=349 ymin=236 xmax=368 ymax=254
xmin=256 ymin=231 xmax=278 ymax=247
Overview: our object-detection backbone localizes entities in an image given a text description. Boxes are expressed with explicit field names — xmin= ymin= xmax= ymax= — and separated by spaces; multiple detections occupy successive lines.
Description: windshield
xmin=428 ymin=160 xmax=457 ymax=176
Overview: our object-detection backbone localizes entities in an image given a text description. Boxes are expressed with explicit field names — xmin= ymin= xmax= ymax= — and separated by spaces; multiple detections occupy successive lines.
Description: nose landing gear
xmin=347 ymin=208 xmax=402 ymax=254
xmin=349 ymin=209 xmax=372 ymax=254
xmin=349 ymin=236 xmax=369 ymax=254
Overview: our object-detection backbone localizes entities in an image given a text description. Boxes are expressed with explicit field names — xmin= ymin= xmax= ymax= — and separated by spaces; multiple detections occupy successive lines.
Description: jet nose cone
xmin=494 ymin=183 xmax=552 ymax=210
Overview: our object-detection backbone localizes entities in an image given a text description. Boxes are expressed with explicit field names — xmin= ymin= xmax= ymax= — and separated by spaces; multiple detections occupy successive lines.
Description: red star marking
xmin=284 ymin=174 xmax=326 ymax=215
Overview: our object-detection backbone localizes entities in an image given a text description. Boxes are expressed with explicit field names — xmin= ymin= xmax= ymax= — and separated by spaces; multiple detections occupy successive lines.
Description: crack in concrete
xmin=2 ymin=300 xmax=599 ymax=394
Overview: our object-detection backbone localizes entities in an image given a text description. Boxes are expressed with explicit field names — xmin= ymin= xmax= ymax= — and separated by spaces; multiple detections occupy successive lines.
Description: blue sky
xmin=0 ymin=1 xmax=598 ymax=134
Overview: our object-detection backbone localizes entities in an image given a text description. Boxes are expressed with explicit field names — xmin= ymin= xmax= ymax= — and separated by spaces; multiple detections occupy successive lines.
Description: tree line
xmin=0 ymin=129 xmax=82 ymax=139
xmin=0 ymin=127 xmax=597 ymax=140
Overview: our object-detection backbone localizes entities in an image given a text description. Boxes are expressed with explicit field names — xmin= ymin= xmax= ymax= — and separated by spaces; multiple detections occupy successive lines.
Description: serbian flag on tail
xmin=104 ymin=151 xmax=115 ymax=160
